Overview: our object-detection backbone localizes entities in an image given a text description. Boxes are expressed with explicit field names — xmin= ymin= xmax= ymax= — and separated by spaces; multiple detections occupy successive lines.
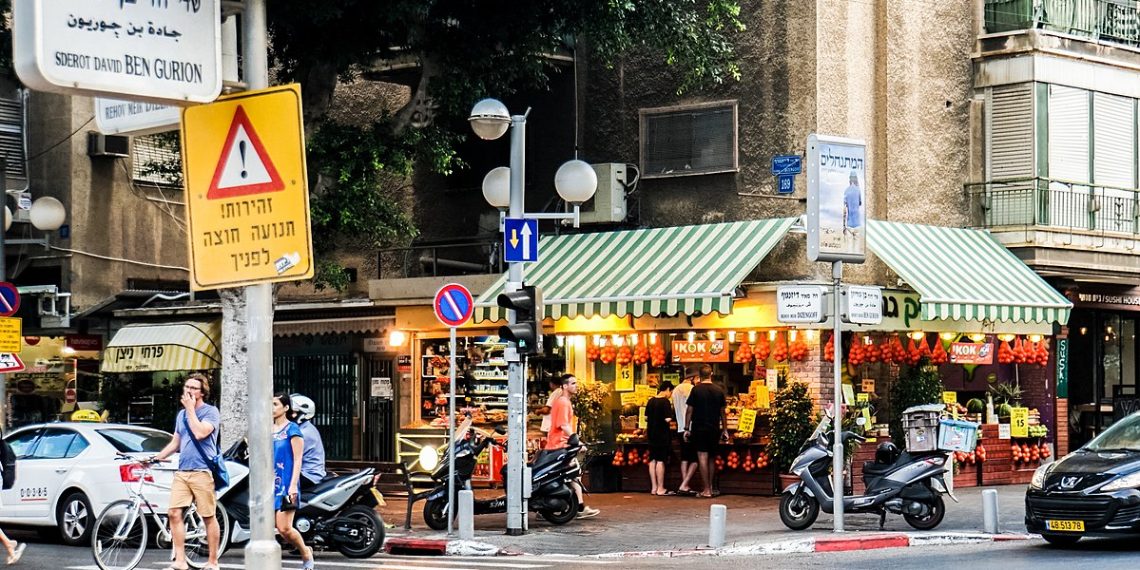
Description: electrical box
xmin=87 ymin=132 xmax=131 ymax=158
xmin=579 ymin=163 xmax=628 ymax=224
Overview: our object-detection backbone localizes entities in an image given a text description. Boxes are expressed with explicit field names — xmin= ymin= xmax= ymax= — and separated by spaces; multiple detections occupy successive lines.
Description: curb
xmin=598 ymin=532 xmax=1037 ymax=559
xmin=384 ymin=537 xmax=502 ymax=557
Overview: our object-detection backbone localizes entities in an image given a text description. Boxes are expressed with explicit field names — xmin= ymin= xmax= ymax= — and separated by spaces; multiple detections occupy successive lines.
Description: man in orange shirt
xmin=544 ymin=374 xmax=600 ymax=519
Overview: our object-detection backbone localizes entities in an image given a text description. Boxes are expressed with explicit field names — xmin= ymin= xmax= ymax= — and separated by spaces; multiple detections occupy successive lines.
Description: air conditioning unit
xmin=87 ymin=132 xmax=130 ymax=158
xmin=579 ymin=163 xmax=628 ymax=224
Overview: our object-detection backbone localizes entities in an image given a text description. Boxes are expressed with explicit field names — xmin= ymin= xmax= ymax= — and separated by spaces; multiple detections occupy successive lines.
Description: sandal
xmin=656 ymin=490 xmax=677 ymax=496
xmin=7 ymin=543 xmax=25 ymax=565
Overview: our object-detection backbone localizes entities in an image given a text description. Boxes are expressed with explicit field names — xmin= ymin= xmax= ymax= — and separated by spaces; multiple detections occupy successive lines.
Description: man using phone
xmin=152 ymin=373 xmax=222 ymax=570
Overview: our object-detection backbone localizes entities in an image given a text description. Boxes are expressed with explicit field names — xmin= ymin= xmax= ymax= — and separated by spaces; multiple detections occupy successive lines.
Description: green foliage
xmin=136 ymin=132 xmax=184 ymax=186
xmin=767 ymin=381 xmax=815 ymax=473
xmin=572 ymin=379 xmax=611 ymax=450
xmin=889 ymin=359 xmax=945 ymax=443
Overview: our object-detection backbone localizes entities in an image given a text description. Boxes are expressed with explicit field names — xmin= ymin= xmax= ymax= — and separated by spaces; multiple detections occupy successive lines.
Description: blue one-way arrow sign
xmin=504 ymin=218 xmax=539 ymax=263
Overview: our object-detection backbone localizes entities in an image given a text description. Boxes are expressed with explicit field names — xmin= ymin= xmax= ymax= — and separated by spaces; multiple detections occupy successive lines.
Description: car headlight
xmin=1030 ymin=463 xmax=1054 ymax=489
xmin=1100 ymin=470 xmax=1140 ymax=492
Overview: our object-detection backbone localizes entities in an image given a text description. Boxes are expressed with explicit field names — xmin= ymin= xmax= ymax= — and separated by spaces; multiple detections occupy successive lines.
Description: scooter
xmin=222 ymin=439 xmax=386 ymax=558
xmin=779 ymin=410 xmax=956 ymax=531
xmin=421 ymin=425 xmax=582 ymax=530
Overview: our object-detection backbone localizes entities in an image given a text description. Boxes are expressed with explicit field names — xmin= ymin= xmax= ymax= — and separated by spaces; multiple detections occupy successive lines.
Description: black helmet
xmin=875 ymin=441 xmax=900 ymax=465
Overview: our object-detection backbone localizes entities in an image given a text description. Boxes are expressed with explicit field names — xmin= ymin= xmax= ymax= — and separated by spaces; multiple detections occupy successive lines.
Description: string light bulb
xmin=728 ymin=331 xmax=736 ymax=343
xmin=971 ymin=333 xmax=988 ymax=342
xmin=909 ymin=331 xmax=925 ymax=341
xmin=939 ymin=332 xmax=956 ymax=341
xmin=748 ymin=331 xmax=757 ymax=343
xmin=1029 ymin=334 xmax=1043 ymax=343
xmin=613 ymin=334 xmax=624 ymax=346
xmin=805 ymin=329 xmax=816 ymax=341
xmin=649 ymin=332 xmax=658 ymax=344
xmin=631 ymin=333 xmax=639 ymax=346
xmin=687 ymin=331 xmax=696 ymax=343
xmin=768 ymin=330 xmax=777 ymax=341
xmin=708 ymin=331 xmax=717 ymax=342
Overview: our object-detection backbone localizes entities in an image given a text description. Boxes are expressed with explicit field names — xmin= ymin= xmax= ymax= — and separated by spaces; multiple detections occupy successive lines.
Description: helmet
xmin=290 ymin=394 xmax=316 ymax=421
xmin=875 ymin=441 xmax=900 ymax=465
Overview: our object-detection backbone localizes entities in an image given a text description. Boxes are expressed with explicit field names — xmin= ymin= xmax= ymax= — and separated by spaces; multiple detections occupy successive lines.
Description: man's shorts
xmin=678 ymin=432 xmax=698 ymax=462
xmin=690 ymin=426 xmax=721 ymax=454
xmin=170 ymin=470 xmax=217 ymax=518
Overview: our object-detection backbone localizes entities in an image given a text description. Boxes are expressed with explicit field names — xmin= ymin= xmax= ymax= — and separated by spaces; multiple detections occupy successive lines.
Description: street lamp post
xmin=468 ymin=98 xmax=596 ymax=535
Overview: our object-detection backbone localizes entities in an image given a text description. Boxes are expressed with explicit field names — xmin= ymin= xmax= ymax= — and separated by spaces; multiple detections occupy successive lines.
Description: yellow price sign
xmin=619 ymin=392 xmax=638 ymax=406
xmin=1010 ymin=407 xmax=1029 ymax=438
xmin=856 ymin=392 xmax=869 ymax=403
xmin=942 ymin=391 xmax=957 ymax=404
xmin=737 ymin=409 xmax=758 ymax=436
xmin=615 ymin=362 xmax=634 ymax=392
xmin=0 ymin=317 xmax=21 ymax=353
xmin=638 ymin=406 xmax=647 ymax=430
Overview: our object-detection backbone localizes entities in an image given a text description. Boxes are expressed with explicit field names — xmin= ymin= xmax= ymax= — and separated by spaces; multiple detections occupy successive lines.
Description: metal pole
xmin=505 ymin=114 xmax=527 ymax=535
xmin=242 ymin=1 xmax=281 ymax=568
xmin=832 ymin=261 xmax=844 ymax=532
xmin=0 ymin=157 xmax=7 ymax=430
xmin=447 ymin=326 xmax=457 ymax=536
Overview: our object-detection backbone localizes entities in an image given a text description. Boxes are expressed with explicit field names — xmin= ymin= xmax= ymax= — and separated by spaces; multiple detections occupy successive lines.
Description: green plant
xmin=572 ymin=379 xmax=611 ymax=449
xmin=767 ymin=381 xmax=815 ymax=473
xmin=988 ymin=382 xmax=1022 ymax=406
xmin=889 ymin=359 xmax=944 ymax=444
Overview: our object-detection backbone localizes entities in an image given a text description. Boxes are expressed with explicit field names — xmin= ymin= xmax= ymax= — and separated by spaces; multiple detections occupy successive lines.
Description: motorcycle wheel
xmin=779 ymin=491 xmax=819 ymax=530
xmin=903 ymin=495 xmax=945 ymax=530
xmin=423 ymin=498 xmax=450 ymax=531
xmin=539 ymin=492 xmax=579 ymax=525
xmin=335 ymin=504 xmax=386 ymax=558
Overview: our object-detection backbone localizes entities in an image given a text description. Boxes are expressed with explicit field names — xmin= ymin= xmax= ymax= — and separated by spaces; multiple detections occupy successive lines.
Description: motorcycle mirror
xmin=494 ymin=425 xmax=507 ymax=435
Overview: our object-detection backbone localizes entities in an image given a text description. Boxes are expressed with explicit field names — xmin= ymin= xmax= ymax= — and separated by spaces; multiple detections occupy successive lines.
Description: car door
xmin=0 ymin=428 xmax=44 ymax=519
xmin=17 ymin=428 xmax=83 ymax=521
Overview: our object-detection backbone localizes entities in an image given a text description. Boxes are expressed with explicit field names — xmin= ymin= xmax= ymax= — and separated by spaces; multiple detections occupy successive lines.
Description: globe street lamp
xmin=468 ymin=98 xmax=597 ymax=536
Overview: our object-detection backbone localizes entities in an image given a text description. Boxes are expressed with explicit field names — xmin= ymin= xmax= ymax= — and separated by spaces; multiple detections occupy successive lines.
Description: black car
xmin=1026 ymin=411 xmax=1140 ymax=545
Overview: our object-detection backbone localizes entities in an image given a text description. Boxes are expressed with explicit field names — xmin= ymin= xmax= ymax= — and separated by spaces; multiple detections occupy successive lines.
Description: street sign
xmin=0 ymin=318 xmax=22 ymax=353
xmin=777 ymin=174 xmax=795 ymax=195
xmin=182 ymin=84 xmax=314 ymax=290
xmin=95 ymin=98 xmax=180 ymax=135
xmin=843 ymin=285 xmax=883 ymax=325
xmin=433 ymin=283 xmax=475 ymax=328
xmin=0 ymin=282 xmax=21 ymax=317
xmin=0 ymin=353 xmax=24 ymax=373
xmin=771 ymin=155 xmax=803 ymax=176
xmin=13 ymin=0 xmax=222 ymax=104
xmin=503 ymin=218 xmax=538 ymax=263
xmin=776 ymin=285 xmax=827 ymax=323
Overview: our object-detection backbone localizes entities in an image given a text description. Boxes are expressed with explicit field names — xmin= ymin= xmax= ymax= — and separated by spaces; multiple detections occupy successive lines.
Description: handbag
xmin=183 ymin=413 xmax=231 ymax=490
xmin=279 ymin=492 xmax=298 ymax=512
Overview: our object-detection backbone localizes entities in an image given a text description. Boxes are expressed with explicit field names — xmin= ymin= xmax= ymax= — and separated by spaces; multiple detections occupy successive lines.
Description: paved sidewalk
xmin=378 ymin=484 xmax=1030 ymax=556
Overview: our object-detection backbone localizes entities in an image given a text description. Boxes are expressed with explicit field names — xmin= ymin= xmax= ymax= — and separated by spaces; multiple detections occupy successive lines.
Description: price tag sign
xmin=862 ymin=406 xmax=872 ymax=426
xmin=856 ymin=392 xmax=869 ymax=403
xmin=998 ymin=423 xmax=1012 ymax=440
xmin=737 ymin=409 xmax=758 ymax=436
xmin=861 ymin=378 xmax=875 ymax=393
xmin=1010 ymin=407 xmax=1029 ymax=438
xmin=942 ymin=391 xmax=957 ymax=404
xmin=615 ymin=362 xmax=634 ymax=392
xmin=638 ymin=406 xmax=647 ymax=430
xmin=620 ymin=392 xmax=639 ymax=406
xmin=663 ymin=372 xmax=680 ymax=384
xmin=842 ymin=384 xmax=855 ymax=405
xmin=754 ymin=385 xmax=770 ymax=408
xmin=765 ymin=369 xmax=779 ymax=392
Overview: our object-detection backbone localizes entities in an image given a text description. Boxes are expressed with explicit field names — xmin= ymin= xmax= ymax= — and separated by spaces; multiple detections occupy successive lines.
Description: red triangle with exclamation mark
xmin=206 ymin=105 xmax=286 ymax=199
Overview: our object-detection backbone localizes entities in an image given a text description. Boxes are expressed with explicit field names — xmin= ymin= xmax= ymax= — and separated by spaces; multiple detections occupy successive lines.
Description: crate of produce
xmin=901 ymin=404 xmax=943 ymax=452
xmin=937 ymin=419 xmax=979 ymax=452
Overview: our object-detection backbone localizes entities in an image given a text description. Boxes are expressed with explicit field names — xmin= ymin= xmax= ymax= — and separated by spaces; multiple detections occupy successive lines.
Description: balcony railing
xmin=985 ymin=0 xmax=1140 ymax=46
xmin=965 ymin=177 xmax=1140 ymax=234
xmin=376 ymin=238 xmax=503 ymax=279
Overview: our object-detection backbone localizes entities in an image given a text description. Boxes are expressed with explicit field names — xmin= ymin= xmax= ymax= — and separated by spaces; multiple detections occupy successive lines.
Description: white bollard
xmin=982 ymin=488 xmax=999 ymax=534
xmin=708 ymin=504 xmax=727 ymax=548
xmin=458 ymin=490 xmax=475 ymax=540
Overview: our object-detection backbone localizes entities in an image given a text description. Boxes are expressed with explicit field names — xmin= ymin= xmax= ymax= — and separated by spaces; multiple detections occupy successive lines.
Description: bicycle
xmin=91 ymin=454 xmax=230 ymax=570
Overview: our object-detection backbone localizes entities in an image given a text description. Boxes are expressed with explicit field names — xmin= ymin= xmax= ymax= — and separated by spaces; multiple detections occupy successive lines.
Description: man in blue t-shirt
xmin=153 ymin=373 xmax=222 ymax=570
xmin=289 ymin=394 xmax=326 ymax=489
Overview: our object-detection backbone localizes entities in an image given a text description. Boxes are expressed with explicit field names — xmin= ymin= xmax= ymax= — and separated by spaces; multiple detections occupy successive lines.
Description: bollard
xmin=708 ymin=504 xmax=727 ymax=548
xmin=982 ymin=488 xmax=999 ymax=534
xmin=458 ymin=490 xmax=474 ymax=540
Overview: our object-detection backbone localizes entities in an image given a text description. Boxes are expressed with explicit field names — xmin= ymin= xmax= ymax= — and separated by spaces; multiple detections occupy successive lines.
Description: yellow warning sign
xmin=0 ymin=317 xmax=21 ymax=353
xmin=181 ymin=84 xmax=313 ymax=290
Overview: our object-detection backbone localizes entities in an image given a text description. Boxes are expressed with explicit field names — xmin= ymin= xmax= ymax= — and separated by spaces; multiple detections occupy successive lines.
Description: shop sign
xmin=843 ymin=285 xmax=882 ymax=325
xmin=663 ymin=372 xmax=680 ymax=385
xmin=370 ymin=377 xmax=393 ymax=399
xmin=0 ymin=318 xmax=22 ymax=353
xmin=806 ymin=134 xmax=867 ymax=263
xmin=1010 ymin=407 xmax=1029 ymax=438
xmin=998 ymin=423 xmax=1012 ymax=440
xmin=397 ymin=355 xmax=412 ymax=373
xmin=776 ymin=285 xmax=826 ymax=323
xmin=671 ymin=340 xmax=729 ymax=363
xmin=737 ymin=409 xmax=758 ymax=436
xmin=1056 ymin=338 xmax=1069 ymax=398
xmin=615 ymin=362 xmax=635 ymax=391
xmin=67 ymin=335 xmax=104 ymax=352
xmin=948 ymin=342 xmax=993 ymax=365
xmin=880 ymin=292 xmax=921 ymax=329
xmin=861 ymin=378 xmax=875 ymax=393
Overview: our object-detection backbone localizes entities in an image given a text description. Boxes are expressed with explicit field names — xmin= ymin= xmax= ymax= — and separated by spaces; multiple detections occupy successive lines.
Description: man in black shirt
xmin=645 ymin=382 xmax=674 ymax=496
xmin=683 ymin=365 xmax=727 ymax=498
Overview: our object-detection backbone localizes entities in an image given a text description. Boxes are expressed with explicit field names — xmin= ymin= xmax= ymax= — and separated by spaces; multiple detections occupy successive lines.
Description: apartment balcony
xmin=986 ymin=0 xmax=1140 ymax=46
xmin=368 ymin=238 xmax=504 ymax=306
xmin=965 ymin=177 xmax=1140 ymax=283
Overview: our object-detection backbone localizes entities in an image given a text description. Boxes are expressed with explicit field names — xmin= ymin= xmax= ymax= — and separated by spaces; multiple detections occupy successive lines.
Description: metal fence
xmin=966 ymin=177 xmax=1140 ymax=234
xmin=273 ymin=354 xmax=358 ymax=460
xmin=985 ymin=0 xmax=1140 ymax=45
xmin=376 ymin=238 xmax=502 ymax=279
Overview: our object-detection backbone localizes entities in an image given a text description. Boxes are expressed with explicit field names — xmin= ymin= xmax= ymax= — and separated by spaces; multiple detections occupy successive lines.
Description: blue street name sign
xmin=770 ymin=154 xmax=803 ymax=176
xmin=777 ymin=174 xmax=795 ymax=195
xmin=503 ymin=218 xmax=539 ymax=263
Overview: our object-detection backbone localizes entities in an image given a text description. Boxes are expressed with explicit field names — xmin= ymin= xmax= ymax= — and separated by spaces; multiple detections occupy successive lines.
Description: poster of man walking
xmin=806 ymin=134 xmax=867 ymax=263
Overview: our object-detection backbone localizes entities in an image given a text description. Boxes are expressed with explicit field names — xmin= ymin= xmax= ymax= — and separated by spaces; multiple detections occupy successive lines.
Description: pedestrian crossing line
xmin=280 ymin=558 xmax=551 ymax=569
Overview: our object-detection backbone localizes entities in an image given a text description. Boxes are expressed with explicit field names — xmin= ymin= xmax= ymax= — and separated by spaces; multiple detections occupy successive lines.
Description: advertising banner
xmin=807 ymin=134 xmax=867 ymax=263
xmin=948 ymin=342 xmax=994 ymax=365
xmin=671 ymin=340 xmax=730 ymax=363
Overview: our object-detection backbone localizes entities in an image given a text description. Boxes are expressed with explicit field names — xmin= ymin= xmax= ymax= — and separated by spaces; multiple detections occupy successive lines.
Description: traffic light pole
xmin=505 ymin=113 xmax=527 ymax=535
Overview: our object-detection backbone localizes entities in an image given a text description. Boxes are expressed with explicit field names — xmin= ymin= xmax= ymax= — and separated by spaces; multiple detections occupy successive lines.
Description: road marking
xmin=281 ymin=558 xmax=551 ymax=569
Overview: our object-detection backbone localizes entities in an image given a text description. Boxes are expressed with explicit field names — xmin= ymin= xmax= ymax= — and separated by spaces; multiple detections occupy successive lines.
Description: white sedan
xmin=0 ymin=422 xmax=179 ymax=546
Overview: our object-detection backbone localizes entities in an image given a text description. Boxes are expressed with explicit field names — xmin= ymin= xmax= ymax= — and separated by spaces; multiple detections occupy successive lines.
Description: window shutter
xmin=988 ymin=83 xmax=1034 ymax=180
xmin=641 ymin=103 xmax=737 ymax=178
xmin=1048 ymin=85 xmax=1090 ymax=183
xmin=1092 ymin=91 xmax=1134 ymax=189
xmin=131 ymin=134 xmax=182 ymax=187
xmin=0 ymin=97 xmax=27 ymax=182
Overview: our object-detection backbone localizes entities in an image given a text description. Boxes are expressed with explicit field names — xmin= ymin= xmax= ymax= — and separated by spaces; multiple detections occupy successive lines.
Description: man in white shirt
xmin=672 ymin=369 xmax=698 ymax=495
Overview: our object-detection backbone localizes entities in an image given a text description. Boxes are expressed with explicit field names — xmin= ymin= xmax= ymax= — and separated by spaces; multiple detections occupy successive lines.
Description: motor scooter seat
xmin=301 ymin=475 xmax=348 ymax=500
xmin=862 ymin=461 xmax=893 ymax=476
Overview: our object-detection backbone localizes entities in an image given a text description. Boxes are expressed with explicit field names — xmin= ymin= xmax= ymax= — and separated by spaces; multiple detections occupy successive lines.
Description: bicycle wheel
xmin=183 ymin=502 xmax=229 ymax=569
xmin=91 ymin=499 xmax=148 ymax=570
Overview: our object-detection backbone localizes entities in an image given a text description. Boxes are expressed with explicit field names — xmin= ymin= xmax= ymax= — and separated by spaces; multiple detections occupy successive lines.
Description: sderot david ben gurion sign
xmin=13 ymin=0 xmax=221 ymax=104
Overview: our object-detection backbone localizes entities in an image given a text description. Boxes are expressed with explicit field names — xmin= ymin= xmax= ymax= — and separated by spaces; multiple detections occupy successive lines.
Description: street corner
xmin=384 ymin=536 xmax=502 ymax=557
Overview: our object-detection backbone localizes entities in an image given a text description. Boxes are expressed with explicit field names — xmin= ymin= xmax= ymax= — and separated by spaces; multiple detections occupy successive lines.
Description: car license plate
xmin=1045 ymin=519 xmax=1085 ymax=532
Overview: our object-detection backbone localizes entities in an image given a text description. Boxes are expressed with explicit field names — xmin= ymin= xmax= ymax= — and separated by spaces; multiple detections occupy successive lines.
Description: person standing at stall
xmin=545 ymin=374 xmax=600 ymax=519
xmin=672 ymin=369 xmax=698 ymax=495
xmin=645 ymin=382 xmax=674 ymax=496
xmin=684 ymin=365 xmax=727 ymax=498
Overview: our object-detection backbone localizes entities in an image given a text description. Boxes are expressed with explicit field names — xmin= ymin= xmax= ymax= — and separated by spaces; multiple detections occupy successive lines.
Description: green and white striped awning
xmin=867 ymin=220 xmax=1071 ymax=324
xmin=474 ymin=217 xmax=796 ymax=322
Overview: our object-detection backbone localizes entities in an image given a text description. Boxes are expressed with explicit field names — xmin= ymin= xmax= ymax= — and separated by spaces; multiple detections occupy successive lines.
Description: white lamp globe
xmin=30 ymin=196 xmax=66 ymax=231
xmin=3 ymin=206 xmax=10 ymax=232
xmin=554 ymin=160 xmax=598 ymax=204
xmin=482 ymin=166 xmax=511 ymax=209
xmin=468 ymin=98 xmax=510 ymax=141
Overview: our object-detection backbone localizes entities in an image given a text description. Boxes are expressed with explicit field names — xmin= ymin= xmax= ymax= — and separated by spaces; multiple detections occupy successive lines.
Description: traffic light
xmin=497 ymin=285 xmax=543 ymax=355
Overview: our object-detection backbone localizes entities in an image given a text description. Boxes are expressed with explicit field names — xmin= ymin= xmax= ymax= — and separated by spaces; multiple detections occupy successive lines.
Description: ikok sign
xmin=182 ymin=84 xmax=313 ymax=290
xmin=13 ymin=0 xmax=222 ymax=104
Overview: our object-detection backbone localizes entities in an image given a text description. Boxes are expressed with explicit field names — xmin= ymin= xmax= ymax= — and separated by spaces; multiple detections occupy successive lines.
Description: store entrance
xmin=1067 ymin=310 xmax=1140 ymax=446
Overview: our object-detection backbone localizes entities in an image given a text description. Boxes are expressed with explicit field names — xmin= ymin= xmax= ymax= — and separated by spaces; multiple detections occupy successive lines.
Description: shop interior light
xmin=939 ymin=332 xmax=956 ymax=341
xmin=748 ymin=331 xmax=757 ymax=343
xmin=708 ymin=331 xmax=717 ymax=342
xmin=969 ymin=333 xmax=987 ymax=342
xmin=909 ymin=331 xmax=925 ymax=340
xmin=728 ymin=331 xmax=736 ymax=343
xmin=1028 ymin=334 xmax=1043 ymax=343
xmin=789 ymin=330 xmax=798 ymax=341
xmin=649 ymin=332 xmax=658 ymax=344
xmin=613 ymin=334 xmax=624 ymax=346
xmin=805 ymin=329 xmax=816 ymax=341
xmin=630 ymin=333 xmax=639 ymax=345
xmin=768 ymin=330 xmax=777 ymax=341
xmin=556 ymin=335 xmax=565 ymax=347
xmin=1079 ymin=327 xmax=1087 ymax=335
xmin=687 ymin=331 xmax=697 ymax=343
xmin=593 ymin=334 xmax=602 ymax=345
xmin=996 ymin=334 xmax=1014 ymax=342
xmin=388 ymin=330 xmax=408 ymax=347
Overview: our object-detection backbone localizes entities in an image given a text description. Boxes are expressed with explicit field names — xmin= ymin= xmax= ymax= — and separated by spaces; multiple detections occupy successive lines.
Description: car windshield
xmin=96 ymin=428 xmax=172 ymax=453
xmin=1085 ymin=413 xmax=1140 ymax=452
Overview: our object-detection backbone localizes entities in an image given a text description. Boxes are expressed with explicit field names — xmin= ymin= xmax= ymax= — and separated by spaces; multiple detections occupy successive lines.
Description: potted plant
xmin=889 ymin=358 xmax=944 ymax=444
xmin=572 ymin=379 xmax=615 ymax=492
xmin=767 ymin=381 xmax=815 ymax=491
